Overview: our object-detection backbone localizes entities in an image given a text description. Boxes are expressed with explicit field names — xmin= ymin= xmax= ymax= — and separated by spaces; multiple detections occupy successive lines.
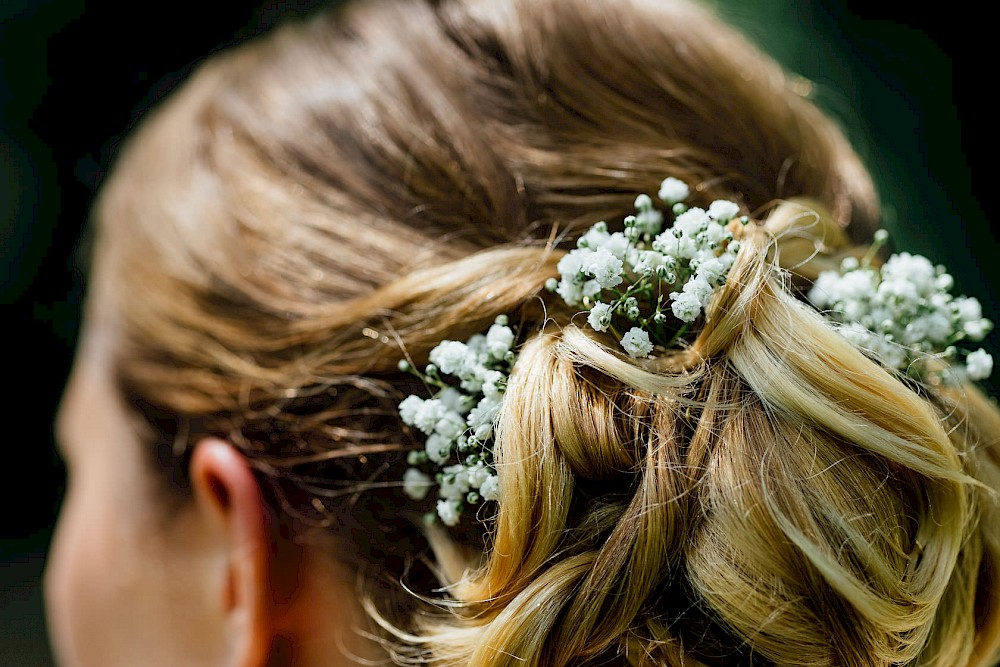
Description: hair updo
xmin=90 ymin=0 xmax=1000 ymax=664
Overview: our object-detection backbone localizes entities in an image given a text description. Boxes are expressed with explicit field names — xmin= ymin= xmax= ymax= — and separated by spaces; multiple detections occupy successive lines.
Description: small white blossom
xmin=954 ymin=297 xmax=983 ymax=322
xmin=557 ymin=250 xmax=588 ymax=279
xmin=398 ymin=395 xmax=424 ymax=427
xmin=429 ymin=341 xmax=470 ymax=376
xmin=586 ymin=248 xmax=625 ymax=288
xmin=468 ymin=395 xmax=501 ymax=441
xmin=967 ymin=348 xmax=993 ymax=381
xmin=935 ymin=273 xmax=954 ymax=291
xmin=588 ymin=302 xmax=614 ymax=332
xmin=466 ymin=463 xmax=491 ymax=489
xmin=707 ymin=199 xmax=740 ymax=222
xmin=486 ymin=323 xmax=515 ymax=359
xmin=964 ymin=318 xmax=992 ymax=341
xmin=436 ymin=499 xmax=462 ymax=526
xmin=556 ymin=278 xmax=584 ymax=306
xmin=672 ymin=208 xmax=710 ymax=238
xmin=696 ymin=256 xmax=727 ymax=284
xmin=633 ymin=250 xmax=666 ymax=276
xmin=670 ymin=291 xmax=702 ymax=322
xmin=437 ymin=387 xmax=473 ymax=415
xmin=658 ymin=177 xmax=689 ymax=204
xmin=439 ymin=464 xmax=471 ymax=501
xmin=621 ymin=327 xmax=654 ymax=358
xmin=578 ymin=223 xmax=610 ymax=249
xmin=413 ymin=399 xmax=448 ymax=434
xmin=683 ymin=276 xmax=714 ymax=305
xmin=581 ymin=279 xmax=603 ymax=299
xmin=424 ymin=433 xmax=452 ymax=465
xmin=433 ymin=411 xmax=467 ymax=441
xmin=480 ymin=475 xmax=501 ymax=501
xmin=403 ymin=468 xmax=432 ymax=500
xmin=481 ymin=369 xmax=506 ymax=399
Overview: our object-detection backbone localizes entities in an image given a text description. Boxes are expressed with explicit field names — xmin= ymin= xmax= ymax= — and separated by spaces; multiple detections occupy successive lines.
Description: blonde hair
xmin=91 ymin=0 xmax=1000 ymax=664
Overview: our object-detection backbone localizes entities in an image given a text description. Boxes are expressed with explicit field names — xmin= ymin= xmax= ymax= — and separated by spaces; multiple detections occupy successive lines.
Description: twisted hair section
xmin=87 ymin=0 xmax=1000 ymax=663
xmin=390 ymin=220 xmax=997 ymax=666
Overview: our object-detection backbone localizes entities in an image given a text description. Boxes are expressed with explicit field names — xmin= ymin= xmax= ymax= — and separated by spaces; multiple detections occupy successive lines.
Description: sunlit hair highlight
xmin=88 ymin=0 xmax=1000 ymax=664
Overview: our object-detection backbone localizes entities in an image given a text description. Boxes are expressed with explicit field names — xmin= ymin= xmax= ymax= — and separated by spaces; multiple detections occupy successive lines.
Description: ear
xmin=189 ymin=438 xmax=274 ymax=667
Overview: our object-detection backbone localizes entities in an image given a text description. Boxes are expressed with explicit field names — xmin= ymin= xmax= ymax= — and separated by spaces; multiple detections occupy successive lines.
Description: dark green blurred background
xmin=2 ymin=1 xmax=995 ymax=664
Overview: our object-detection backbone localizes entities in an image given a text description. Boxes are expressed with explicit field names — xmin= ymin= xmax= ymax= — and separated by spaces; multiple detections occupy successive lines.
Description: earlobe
xmin=189 ymin=438 xmax=274 ymax=667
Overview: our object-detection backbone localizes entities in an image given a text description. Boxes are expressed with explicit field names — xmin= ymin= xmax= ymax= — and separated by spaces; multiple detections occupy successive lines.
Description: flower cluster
xmin=396 ymin=316 xmax=514 ymax=526
xmin=546 ymin=177 xmax=745 ymax=358
xmin=808 ymin=230 xmax=994 ymax=383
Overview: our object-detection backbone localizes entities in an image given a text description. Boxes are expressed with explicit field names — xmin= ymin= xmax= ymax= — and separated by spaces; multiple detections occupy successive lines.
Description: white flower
xmin=429 ymin=341 xmax=470 ymax=376
xmin=402 ymin=468 xmax=432 ymax=500
xmin=634 ymin=193 xmax=654 ymax=210
xmin=966 ymin=348 xmax=993 ymax=381
xmin=556 ymin=278 xmax=584 ymax=306
xmin=486 ymin=323 xmax=515 ymax=359
xmin=696 ymin=256 xmax=727 ymax=285
xmin=398 ymin=395 xmax=424 ymax=427
xmin=633 ymin=250 xmax=666 ymax=276
xmin=479 ymin=475 xmax=501 ymax=501
xmin=466 ymin=463 xmax=491 ymax=489
xmin=658 ymin=177 xmax=689 ymax=204
xmin=621 ymin=327 xmax=654 ymax=358
xmin=673 ymin=207 xmax=710 ymax=238
xmin=935 ymin=273 xmax=954 ymax=291
xmin=425 ymin=433 xmax=452 ymax=464
xmin=635 ymin=207 xmax=664 ymax=236
xmin=808 ymin=271 xmax=841 ymax=309
xmin=921 ymin=312 xmax=953 ymax=345
xmin=586 ymin=248 xmax=625 ymax=288
xmin=468 ymin=395 xmax=501 ymax=440
xmin=437 ymin=387 xmax=473 ymax=415
xmin=634 ymin=196 xmax=664 ymax=235
xmin=707 ymin=199 xmax=740 ymax=222
xmin=557 ymin=250 xmax=589 ymax=279
xmin=877 ymin=276 xmax=919 ymax=302
xmin=587 ymin=301 xmax=614 ymax=332
xmin=603 ymin=232 xmax=631 ymax=260
xmin=581 ymin=279 xmax=603 ymax=299
xmin=397 ymin=316 xmax=515 ymax=525
xmin=954 ymin=297 xmax=983 ymax=322
xmin=439 ymin=464 xmax=471 ymax=501
xmin=683 ymin=276 xmax=714 ymax=305
xmin=836 ymin=269 xmax=878 ymax=302
xmin=578 ymin=223 xmax=610 ymax=249
xmin=459 ymin=375 xmax=485 ymax=394
xmin=964 ymin=318 xmax=992 ymax=341
xmin=670 ymin=291 xmax=703 ymax=322
xmin=412 ymin=399 xmax=448 ymax=434
xmin=481 ymin=369 xmax=506 ymax=399
xmin=882 ymin=253 xmax=936 ymax=289
xmin=436 ymin=499 xmax=462 ymax=526
xmin=433 ymin=411 xmax=467 ymax=440
xmin=838 ymin=322 xmax=876 ymax=349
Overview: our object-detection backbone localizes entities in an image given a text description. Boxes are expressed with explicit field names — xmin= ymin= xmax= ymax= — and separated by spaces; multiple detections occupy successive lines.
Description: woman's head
xmin=46 ymin=0 xmax=1000 ymax=665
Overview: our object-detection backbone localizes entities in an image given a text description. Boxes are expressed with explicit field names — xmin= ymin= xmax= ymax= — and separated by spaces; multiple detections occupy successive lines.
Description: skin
xmin=44 ymin=279 xmax=381 ymax=666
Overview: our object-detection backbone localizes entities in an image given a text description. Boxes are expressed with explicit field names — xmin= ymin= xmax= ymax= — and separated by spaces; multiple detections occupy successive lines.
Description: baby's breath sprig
xmin=546 ymin=177 xmax=745 ymax=358
xmin=396 ymin=316 xmax=514 ymax=526
xmin=808 ymin=230 xmax=994 ymax=384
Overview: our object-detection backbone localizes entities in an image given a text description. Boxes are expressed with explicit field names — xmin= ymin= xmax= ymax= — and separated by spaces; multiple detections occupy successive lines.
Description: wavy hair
xmin=90 ymin=0 xmax=1000 ymax=664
